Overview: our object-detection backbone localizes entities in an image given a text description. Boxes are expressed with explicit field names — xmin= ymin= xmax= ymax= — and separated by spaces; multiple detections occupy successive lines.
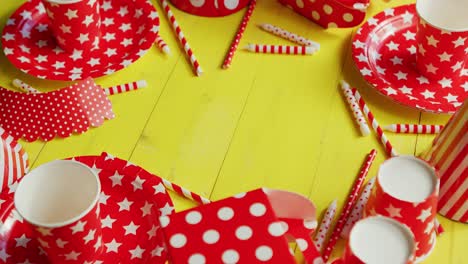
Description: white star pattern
xmin=426 ymin=63 xmax=438 ymax=74
xmin=160 ymin=202 xmax=174 ymax=216
xmin=19 ymin=44 xmax=30 ymax=53
xmin=87 ymin=57 xmax=100 ymax=67
xmin=36 ymin=227 xmax=52 ymax=236
xmin=385 ymin=204 xmax=402 ymax=218
xmin=3 ymin=33 xmax=14 ymax=41
xmin=110 ymin=172 xmax=124 ymax=186
xmin=83 ymin=229 xmax=96 ymax=244
xmin=453 ymin=37 xmax=466 ymax=47
xmin=401 ymin=11 xmax=413 ymax=23
xmin=121 ymin=38 xmax=133 ymax=47
xmin=421 ymin=90 xmax=435 ymax=99
xmin=36 ymin=23 xmax=48 ymax=32
xmin=384 ymin=8 xmax=394 ymax=16
xmin=129 ymin=245 xmax=145 ymax=259
xmin=118 ymin=6 xmax=129 ymax=16
xmin=384 ymin=87 xmax=397 ymax=95
xmin=141 ymin=201 xmax=153 ymax=216
xmin=360 ymin=67 xmax=372 ymax=76
xmin=102 ymin=17 xmax=114 ymax=26
xmin=119 ymin=23 xmax=131 ymax=32
xmin=403 ymin=30 xmax=416 ymax=40
xmin=77 ymin=33 xmax=90 ymax=44
xmin=452 ymin=61 xmax=463 ymax=72
xmin=104 ymin=48 xmax=117 ymax=57
xmin=56 ymin=238 xmax=68 ymax=248
xmin=426 ymin=35 xmax=439 ymax=47
xmin=394 ymin=71 xmax=408 ymax=80
xmin=462 ymin=82 xmax=468 ymax=92
xmin=20 ymin=10 xmax=32 ymax=20
xmin=64 ymin=251 xmax=81 ymax=260
xmin=101 ymin=0 xmax=112 ymax=10
xmin=439 ymin=78 xmax=453 ymax=88
xmin=118 ymin=198 xmax=133 ymax=211
xmin=444 ymin=93 xmax=458 ymax=102
xmin=124 ymin=221 xmax=140 ymax=235
xmin=52 ymin=61 xmax=65 ymax=69
xmin=417 ymin=76 xmax=429 ymax=84
xmin=152 ymin=246 xmax=164 ymax=257
xmin=424 ymin=221 xmax=435 ymax=235
xmin=131 ymin=176 xmax=146 ymax=191
xmin=407 ymin=45 xmax=417 ymax=54
xmin=14 ymin=234 xmax=31 ymax=248
xmin=83 ymin=15 xmax=94 ymax=27
xmin=102 ymin=215 xmax=116 ymax=228
xmin=354 ymin=40 xmax=365 ymax=49
xmin=99 ymin=192 xmax=110 ymax=204
xmin=36 ymin=40 xmax=48 ymax=48
xmin=60 ymin=24 xmax=71 ymax=34
xmin=417 ymin=208 xmax=432 ymax=223
xmin=71 ymin=220 xmax=86 ymax=234
xmin=102 ymin=32 xmax=116 ymax=41
xmin=65 ymin=9 xmax=78 ymax=20
xmin=386 ymin=41 xmax=399 ymax=51
xmin=438 ymin=52 xmax=452 ymax=62
xmin=0 ymin=248 xmax=10 ymax=262
xmin=105 ymin=239 xmax=122 ymax=253
xmin=70 ymin=49 xmax=83 ymax=61
xmin=390 ymin=56 xmax=403 ymax=65
xmin=399 ymin=86 xmax=412 ymax=94
xmin=147 ymin=225 xmax=158 ymax=239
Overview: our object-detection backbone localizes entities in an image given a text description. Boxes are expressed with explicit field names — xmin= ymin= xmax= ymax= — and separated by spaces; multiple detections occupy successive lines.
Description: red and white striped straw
xmin=322 ymin=149 xmax=378 ymax=262
xmin=160 ymin=0 xmax=203 ymax=76
xmin=161 ymin=178 xmax=211 ymax=205
xmin=12 ymin=79 xmax=40 ymax=93
xmin=12 ymin=79 xmax=147 ymax=96
xmin=340 ymin=80 xmax=370 ymax=136
xmin=245 ymin=44 xmax=316 ymax=55
xmin=222 ymin=0 xmax=257 ymax=69
xmin=103 ymin=80 xmax=147 ymax=96
xmin=352 ymin=89 xmax=398 ymax=157
xmin=313 ymin=199 xmax=337 ymax=252
xmin=259 ymin=23 xmax=320 ymax=50
xmin=384 ymin=124 xmax=444 ymax=134
xmin=155 ymin=34 xmax=171 ymax=55
xmin=340 ymin=177 xmax=376 ymax=239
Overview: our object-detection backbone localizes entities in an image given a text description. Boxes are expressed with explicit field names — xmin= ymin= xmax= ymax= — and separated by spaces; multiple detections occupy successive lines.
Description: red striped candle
xmin=384 ymin=124 xmax=444 ymax=134
xmin=245 ymin=44 xmax=316 ymax=55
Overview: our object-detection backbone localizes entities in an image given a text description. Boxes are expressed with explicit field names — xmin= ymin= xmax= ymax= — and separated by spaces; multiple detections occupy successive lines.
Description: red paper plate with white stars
xmin=1 ymin=0 xmax=159 ymax=81
xmin=0 ymin=153 xmax=173 ymax=264
xmin=352 ymin=4 xmax=468 ymax=114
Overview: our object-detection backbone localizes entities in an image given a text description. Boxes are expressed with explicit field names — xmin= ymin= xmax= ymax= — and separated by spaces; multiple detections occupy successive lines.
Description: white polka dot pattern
xmin=0 ymin=78 xmax=115 ymax=142
xmin=159 ymin=189 xmax=323 ymax=263
xmin=277 ymin=0 xmax=368 ymax=29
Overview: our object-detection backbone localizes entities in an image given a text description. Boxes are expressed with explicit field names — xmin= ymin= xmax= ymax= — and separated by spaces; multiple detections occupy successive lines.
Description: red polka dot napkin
xmin=160 ymin=188 xmax=324 ymax=263
xmin=0 ymin=78 xmax=114 ymax=142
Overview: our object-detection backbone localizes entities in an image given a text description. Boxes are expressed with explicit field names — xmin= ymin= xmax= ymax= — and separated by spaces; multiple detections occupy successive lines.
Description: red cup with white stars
xmin=415 ymin=0 xmax=468 ymax=81
xmin=364 ymin=156 xmax=439 ymax=263
xmin=14 ymin=160 xmax=103 ymax=263
xmin=41 ymin=0 xmax=101 ymax=53
xmin=335 ymin=216 xmax=416 ymax=264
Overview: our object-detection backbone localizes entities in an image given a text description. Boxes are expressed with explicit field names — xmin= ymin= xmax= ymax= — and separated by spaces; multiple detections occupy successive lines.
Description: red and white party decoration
xmin=245 ymin=44 xmax=316 ymax=55
xmin=169 ymin=0 xmax=250 ymax=17
xmin=352 ymin=4 xmax=467 ymax=113
xmin=160 ymin=188 xmax=324 ymax=264
xmin=12 ymin=79 xmax=40 ymax=94
xmin=160 ymin=0 xmax=203 ymax=76
xmin=103 ymin=80 xmax=147 ymax=96
xmin=423 ymin=101 xmax=468 ymax=223
xmin=222 ymin=0 xmax=257 ymax=69
xmin=322 ymin=149 xmax=377 ymax=261
xmin=340 ymin=80 xmax=370 ymax=136
xmin=41 ymin=0 xmax=101 ymax=54
xmin=278 ymin=0 xmax=369 ymax=29
xmin=0 ymin=78 xmax=115 ymax=142
xmin=384 ymin=124 xmax=444 ymax=134
xmin=313 ymin=199 xmax=337 ymax=251
xmin=0 ymin=127 xmax=29 ymax=192
xmin=1 ymin=0 xmax=160 ymax=81
xmin=155 ymin=35 xmax=171 ymax=55
xmin=259 ymin=23 xmax=320 ymax=50
xmin=364 ymin=156 xmax=439 ymax=262
xmin=0 ymin=153 xmax=174 ymax=264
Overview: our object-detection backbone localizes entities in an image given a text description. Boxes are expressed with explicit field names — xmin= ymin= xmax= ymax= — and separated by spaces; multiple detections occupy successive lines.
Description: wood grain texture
xmin=0 ymin=0 xmax=465 ymax=262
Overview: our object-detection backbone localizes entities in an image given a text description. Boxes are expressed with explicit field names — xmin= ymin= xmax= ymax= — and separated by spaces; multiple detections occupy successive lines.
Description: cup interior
xmin=350 ymin=216 xmax=415 ymax=264
xmin=378 ymin=156 xmax=437 ymax=203
xmin=14 ymin=160 xmax=100 ymax=228
xmin=416 ymin=0 xmax=468 ymax=31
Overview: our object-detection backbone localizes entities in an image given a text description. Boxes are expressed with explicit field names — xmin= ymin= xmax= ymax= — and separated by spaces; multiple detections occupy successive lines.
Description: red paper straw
xmin=322 ymin=149 xmax=378 ymax=261
xmin=259 ymin=23 xmax=320 ymax=50
xmin=384 ymin=124 xmax=444 ymax=134
xmin=12 ymin=79 xmax=40 ymax=94
xmin=222 ymin=0 xmax=257 ymax=69
xmin=161 ymin=178 xmax=211 ymax=205
xmin=313 ymin=199 xmax=337 ymax=252
xmin=103 ymin=80 xmax=147 ymax=96
xmin=245 ymin=44 xmax=316 ymax=55
xmin=352 ymin=89 xmax=398 ymax=157
xmin=155 ymin=34 xmax=171 ymax=55
xmin=340 ymin=80 xmax=370 ymax=136
xmin=160 ymin=0 xmax=203 ymax=76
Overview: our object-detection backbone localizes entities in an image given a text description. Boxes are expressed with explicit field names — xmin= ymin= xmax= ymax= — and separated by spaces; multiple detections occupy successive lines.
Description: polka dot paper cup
xmin=41 ymin=0 xmax=101 ymax=53
xmin=364 ymin=156 xmax=439 ymax=262
xmin=159 ymin=188 xmax=323 ymax=263
xmin=415 ymin=0 xmax=468 ymax=80
xmin=14 ymin=160 xmax=103 ymax=264
xmin=278 ymin=0 xmax=369 ymax=29
xmin=169 ymin=0 xmax=249 ymax=17
xmin=338 ymin=216 xmax=416 ymax=264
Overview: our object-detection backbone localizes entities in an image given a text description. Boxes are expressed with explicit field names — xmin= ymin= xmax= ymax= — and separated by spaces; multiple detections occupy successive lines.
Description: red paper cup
xmin=415 ymin=0 xmax=468 ymax=80
xmin=169 ymin=0 xmax=249 ymax=17
xmin=14 ymin=160 xmax=103 ymax=264
xmin=341 ymin=216 xmax=416 ymax=264
xmin=364 ymin=156 xmax=439 ymax=262
xmin=41 ymin=0 xmax=101 ymax=53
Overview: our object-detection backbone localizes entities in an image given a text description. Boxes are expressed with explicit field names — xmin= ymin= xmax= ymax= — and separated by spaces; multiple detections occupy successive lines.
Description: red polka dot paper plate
xmin=1 ymin=0 xmax=159 ymax=81
xmin=0 ymin=78 xmax=115 ymax=142
xmin=0 ymin=153 xmax=173 ymax=264
xmin=352 ymin=4 xmax=468 ymax=113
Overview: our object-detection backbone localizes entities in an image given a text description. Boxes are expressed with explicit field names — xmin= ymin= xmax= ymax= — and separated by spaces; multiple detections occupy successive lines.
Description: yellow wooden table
xmin=0 ymin=0 xmax=466 ymax=263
